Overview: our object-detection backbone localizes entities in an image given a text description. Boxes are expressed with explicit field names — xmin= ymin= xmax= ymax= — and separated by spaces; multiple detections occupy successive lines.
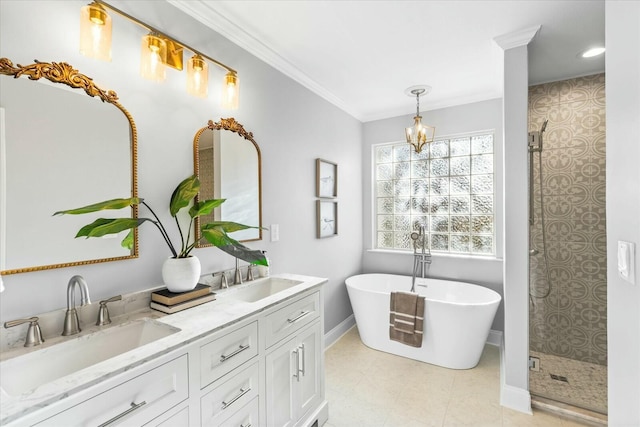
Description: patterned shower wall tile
xmin=545 ymin=219 xmax=590 ymax=243
xmin=546 ymin=241 xmax=588 ymax=264
xmin=543 ymin=195 xmax=592 ymax=220
xmin=591 ymin=280 xmax=607 ymax=309
xmin=592 ymin=182 xmax=606 ymax=205
xmin=591 ymin=329 xmax=608 ymax=358
xmin=529 ymin=83 xmax=559 ymax=108
xmin=558 ymin=77 xmax=592 ymax=102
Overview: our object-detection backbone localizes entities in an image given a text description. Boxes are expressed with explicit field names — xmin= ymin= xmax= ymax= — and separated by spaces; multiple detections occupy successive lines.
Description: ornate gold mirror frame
xmin=0 ymin=58 xmax=138 ymax=274
xmin=193 ymin=118 xmax=262 ymax=246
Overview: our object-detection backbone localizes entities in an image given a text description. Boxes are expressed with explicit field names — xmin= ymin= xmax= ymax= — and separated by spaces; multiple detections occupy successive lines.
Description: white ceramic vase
xmin=162 ymin=256 xmax=201 ymax=293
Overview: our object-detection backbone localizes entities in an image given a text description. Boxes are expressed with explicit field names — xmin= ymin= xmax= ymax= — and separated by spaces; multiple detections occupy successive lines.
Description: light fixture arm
xmin=94 ymin=0 xmax=237 ymax=75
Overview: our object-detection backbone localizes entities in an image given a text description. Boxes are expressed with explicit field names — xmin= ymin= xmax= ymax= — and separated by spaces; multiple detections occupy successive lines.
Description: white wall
xmin=362 ymin=99 xmax=505 ymax=331
xmin=0 ymin=0 xmax=363 ymax=335
xmin=605 ymin=2 xmax=640 ymax=425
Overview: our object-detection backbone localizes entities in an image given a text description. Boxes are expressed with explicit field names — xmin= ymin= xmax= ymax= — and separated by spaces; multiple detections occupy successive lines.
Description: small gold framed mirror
xmin=193 ymin=118 xmax=262 ymax=245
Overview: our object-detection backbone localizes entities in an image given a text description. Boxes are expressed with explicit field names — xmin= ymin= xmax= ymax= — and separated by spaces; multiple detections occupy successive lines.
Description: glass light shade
xmin=140 ymin=34 xmax=167 ymax=83
xmin=221 ymin=72 xmax=239 ymax=109
xmin=79 ymin=3 xmax=112 ymax=61
xmin=405 ymin=115 xmax=435 ymax=154
xmin=187 ymin=55 xmax=208 ymax=98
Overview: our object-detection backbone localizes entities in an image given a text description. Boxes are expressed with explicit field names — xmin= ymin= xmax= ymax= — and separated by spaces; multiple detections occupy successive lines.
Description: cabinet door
xmin=297 ymin=321 xmax=322 ymax=418
xmin=265 ymin=335 xmax=297 ymax=427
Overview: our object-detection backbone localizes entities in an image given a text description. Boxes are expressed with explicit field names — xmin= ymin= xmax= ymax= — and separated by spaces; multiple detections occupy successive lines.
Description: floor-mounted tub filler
xmin=346 ymin=273 xmax=501 ymax=369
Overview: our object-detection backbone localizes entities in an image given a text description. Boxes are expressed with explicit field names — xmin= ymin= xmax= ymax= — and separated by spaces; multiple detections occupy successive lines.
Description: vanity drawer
xmin=265 ymin=291 xmax=320 ymax=348
xmin=200 ymin=321 xmax=258 ymax=388
xmin=200 ymin=361 xmax=260 ymax=426
xmin=216 ymin=396 xmax=259 ymax=427
xmin=36 ymin=354 xmax=188 ymax=426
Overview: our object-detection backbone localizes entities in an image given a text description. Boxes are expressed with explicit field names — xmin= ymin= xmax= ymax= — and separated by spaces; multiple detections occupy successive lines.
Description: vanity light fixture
xmin=222 ymin=71 xmax=239 ymax=110
xmin=140 ymin=33 xmax=167 ymax=83
xmin=187 ymin=55 xmax=208 ymax=98
xmin=79 ymin=2 xmax=112 ymax=61
xmin=404 ymin=85 xmax=435 ymax=153
xmin=79 ymin=0 xmax=240 ymax=107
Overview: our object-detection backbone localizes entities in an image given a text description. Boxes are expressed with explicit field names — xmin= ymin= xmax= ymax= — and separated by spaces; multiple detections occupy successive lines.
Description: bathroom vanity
xmin=0 ymin=274 xmax=328 ymax=427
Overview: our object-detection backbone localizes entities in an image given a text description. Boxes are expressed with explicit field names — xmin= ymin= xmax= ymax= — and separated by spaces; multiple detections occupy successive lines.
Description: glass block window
xmin=374 ymin=133 xmax=495 ymax=255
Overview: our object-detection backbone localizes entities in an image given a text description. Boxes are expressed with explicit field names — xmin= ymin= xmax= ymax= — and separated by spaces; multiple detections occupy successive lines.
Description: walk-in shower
xmin=528 ymin=74 xmax=607 ymax=418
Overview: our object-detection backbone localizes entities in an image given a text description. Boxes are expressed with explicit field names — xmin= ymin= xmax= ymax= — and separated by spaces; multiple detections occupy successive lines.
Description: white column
xmin=493 ymin=25 xmax=540 ymax=414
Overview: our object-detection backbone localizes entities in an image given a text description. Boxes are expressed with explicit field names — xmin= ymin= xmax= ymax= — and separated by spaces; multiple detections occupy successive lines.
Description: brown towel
xmin=389 ymin=291 xmax=425 ymax=348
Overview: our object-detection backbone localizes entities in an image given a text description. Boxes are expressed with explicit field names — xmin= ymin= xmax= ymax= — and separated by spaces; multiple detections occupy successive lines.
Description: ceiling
xmin=170 ymin=0 xmax=605 ymax=122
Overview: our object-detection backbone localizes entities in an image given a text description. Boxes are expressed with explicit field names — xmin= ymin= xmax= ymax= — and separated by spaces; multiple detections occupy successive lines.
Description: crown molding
xmin=168 ymin=0 xmax=364 ymax=121
xmin=493 ymin=25 xmax=541 ymax=50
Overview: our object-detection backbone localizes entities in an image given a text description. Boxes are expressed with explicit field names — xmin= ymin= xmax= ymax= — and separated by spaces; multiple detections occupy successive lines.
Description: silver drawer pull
xmin=287 ymin=310 xmax=310 ymax=324
xmin=220 ymin=344 xmax=250 ymax=362
xmin=240 ymin=423 xmax=252 ymax=427
xmin=98 ymin=401 xmax=147 ymax=427
xmin=221 ymin=387 xmax=251 ymax=410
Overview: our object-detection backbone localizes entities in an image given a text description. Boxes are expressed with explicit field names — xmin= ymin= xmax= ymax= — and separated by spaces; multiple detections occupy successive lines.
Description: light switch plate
xmin=270 ymin=224 xmax=279 ymax=242
xmin=617 ymin=241 xmax=636 ymax=285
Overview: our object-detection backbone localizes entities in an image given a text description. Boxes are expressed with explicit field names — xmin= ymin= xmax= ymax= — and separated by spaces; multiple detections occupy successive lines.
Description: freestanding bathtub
xmin=345 ymin=273 xmax=501 ymax=369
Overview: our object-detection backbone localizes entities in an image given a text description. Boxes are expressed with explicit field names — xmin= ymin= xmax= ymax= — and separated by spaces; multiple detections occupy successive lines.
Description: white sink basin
xmin=0 ymin=318 xmax=180 ymax=396
xmin=220 ymin=277 xmax=303 ymax=303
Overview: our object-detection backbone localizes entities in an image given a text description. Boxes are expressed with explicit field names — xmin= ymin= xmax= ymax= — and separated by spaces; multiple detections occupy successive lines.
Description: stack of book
xmin=150 ymin=284 xmax=215 ymax=314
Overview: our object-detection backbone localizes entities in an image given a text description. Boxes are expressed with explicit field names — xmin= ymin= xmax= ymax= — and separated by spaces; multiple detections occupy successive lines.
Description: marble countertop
xmin=0 ymin=273 xmax=327 ymax=425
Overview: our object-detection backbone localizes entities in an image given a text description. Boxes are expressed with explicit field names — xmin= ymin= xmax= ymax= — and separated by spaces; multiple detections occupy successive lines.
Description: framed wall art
xmin=316 ymin=200 xmax=338 ymax=238
xmin=316 ymin=158 xmax=337 ymax=198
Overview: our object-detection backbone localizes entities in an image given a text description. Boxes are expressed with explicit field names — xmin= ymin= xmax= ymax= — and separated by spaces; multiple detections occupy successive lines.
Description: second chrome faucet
xmin=62 ymin=275 xmax=91 ymax=336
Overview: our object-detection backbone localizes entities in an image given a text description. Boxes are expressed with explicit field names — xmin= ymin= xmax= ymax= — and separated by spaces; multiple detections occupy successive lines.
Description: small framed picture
xmin=316 ymin=158 xmax=337 ymax=198
xmin=316 ymin=200 xmax=338 ymax=238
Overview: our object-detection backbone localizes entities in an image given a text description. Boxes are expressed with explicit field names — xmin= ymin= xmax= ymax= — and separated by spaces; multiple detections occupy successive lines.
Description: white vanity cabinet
xmin=264 ymin=291 xmax=324 ymax=427
xmin=32 ymin=354 xmax=189 ymax=427
xmin=3 ymin=277 xmax=328 ymax=427
xmin=265 ymin=321 xmax=322 ymax=427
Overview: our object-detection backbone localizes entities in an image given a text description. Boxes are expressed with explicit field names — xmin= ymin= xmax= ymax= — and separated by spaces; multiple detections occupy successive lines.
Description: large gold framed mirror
xmin=0 ymin=58 xmax=138 ymax=274
xmin=194 ymin=118 xmax=262 ymax=244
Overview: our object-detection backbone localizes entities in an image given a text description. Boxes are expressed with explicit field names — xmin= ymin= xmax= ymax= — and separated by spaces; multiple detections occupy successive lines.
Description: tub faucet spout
xmin=62 ymin=275 xmax=91 ymax=336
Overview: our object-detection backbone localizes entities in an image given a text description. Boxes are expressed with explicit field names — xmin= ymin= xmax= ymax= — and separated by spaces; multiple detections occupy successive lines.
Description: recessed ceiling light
xmin=581 ymin=47 xmax=605 ymax=58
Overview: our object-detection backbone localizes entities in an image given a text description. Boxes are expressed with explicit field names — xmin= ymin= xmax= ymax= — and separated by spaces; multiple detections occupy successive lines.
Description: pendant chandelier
xmin=404 ymin=85 xmax=435 ymax=153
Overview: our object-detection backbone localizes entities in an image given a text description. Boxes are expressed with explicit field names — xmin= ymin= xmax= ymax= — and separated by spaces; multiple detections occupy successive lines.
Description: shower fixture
xmin=529 ymin=119 xmax=552 ymax=301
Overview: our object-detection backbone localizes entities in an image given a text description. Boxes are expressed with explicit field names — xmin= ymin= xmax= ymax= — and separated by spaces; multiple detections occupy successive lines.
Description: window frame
xmin=371 ymin=130 xmax=497 ymax=257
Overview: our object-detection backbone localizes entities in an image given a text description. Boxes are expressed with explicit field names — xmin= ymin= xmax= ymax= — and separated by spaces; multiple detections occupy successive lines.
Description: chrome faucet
xmin=62 ymin=275 xmax=91 ymax=336
xmin=234 ymin=258 xmax=243 ymax=285
xmin=410 ymin=225 xmax=432 ymax=292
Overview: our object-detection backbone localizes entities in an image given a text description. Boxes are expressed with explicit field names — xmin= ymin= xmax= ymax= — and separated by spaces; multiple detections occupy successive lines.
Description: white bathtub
xmin=345 ymin=273 xmax=501 ymax=369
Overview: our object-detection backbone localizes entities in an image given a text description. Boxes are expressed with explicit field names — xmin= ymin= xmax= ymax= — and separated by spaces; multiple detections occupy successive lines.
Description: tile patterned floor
xmin=324 ymin=327 xmax=593 ymax=427
xmin=529 ymin=351 xmax=607 ymax=415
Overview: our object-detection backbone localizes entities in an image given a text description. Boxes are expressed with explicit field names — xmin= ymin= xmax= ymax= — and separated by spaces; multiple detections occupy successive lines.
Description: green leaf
xmin=188 ymin=199 xmax=225 ymax=218
xmin=217 ymin=244 xmax=269 ymax=266
xmin=202 ymin=221 xmax=262 ymax=234
xmin=53 ymin=198 xmax=141 ymax=216
xmin=76 ymin=218 xmax=151 ymax=239
xmin=201 ymin=226 xmax=268 ymax=266
xmin=170 ymin=175 xmax=200 ymax=217
xmin=121 ymin=229 xmax=135 ymax=250
xmin=200 ymin=226 xmax=236 ymax=247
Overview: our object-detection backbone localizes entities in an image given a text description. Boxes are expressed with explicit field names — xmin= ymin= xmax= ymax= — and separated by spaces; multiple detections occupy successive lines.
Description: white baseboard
xmin=499 ymin=336 xmax=532 ymax=414
xmin=487 ymin=329 xmax=503 ymax=347
xmin=324 ymin=314 xmax=355 ymax=349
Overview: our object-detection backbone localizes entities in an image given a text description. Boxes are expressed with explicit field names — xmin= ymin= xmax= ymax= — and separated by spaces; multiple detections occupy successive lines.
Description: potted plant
xmin=54 ymin=175 xmax=267 ymax=292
